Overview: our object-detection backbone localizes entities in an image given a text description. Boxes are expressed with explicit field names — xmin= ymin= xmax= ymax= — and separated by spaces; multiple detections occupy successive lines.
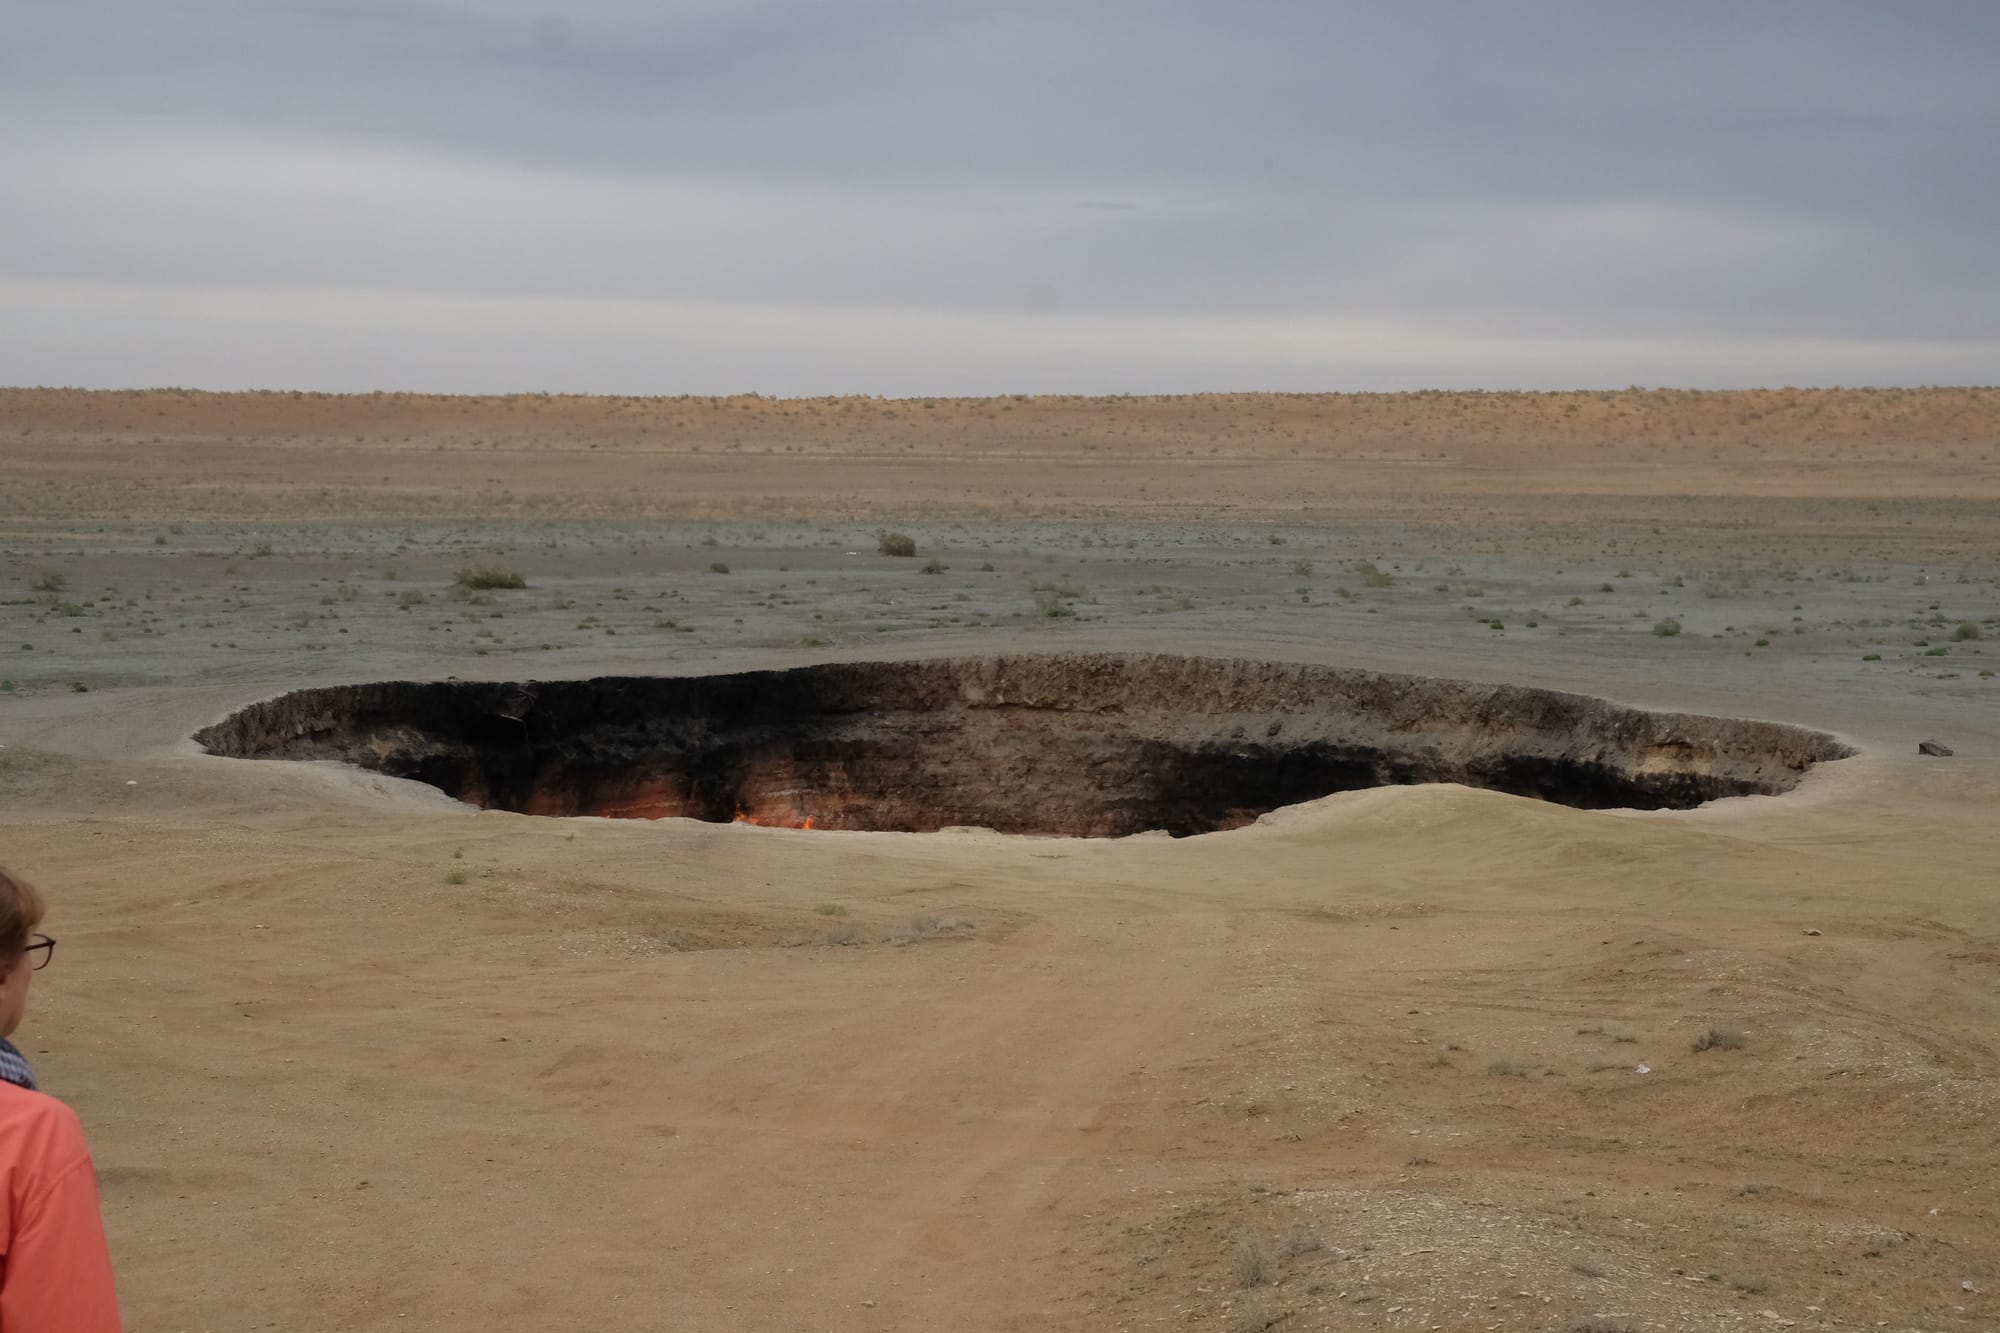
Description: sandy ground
xmin=1 ymin=389 xmax=1998 ymax=1333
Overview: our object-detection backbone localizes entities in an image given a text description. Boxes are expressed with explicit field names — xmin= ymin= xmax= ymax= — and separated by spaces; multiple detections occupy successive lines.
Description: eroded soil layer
xmin=193 ymin=653 xmax=1852 ymax=835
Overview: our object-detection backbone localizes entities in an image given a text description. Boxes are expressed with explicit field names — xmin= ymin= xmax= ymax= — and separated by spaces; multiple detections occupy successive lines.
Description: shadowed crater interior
xmin=194 ymin=653 xmax=1852 ymax=836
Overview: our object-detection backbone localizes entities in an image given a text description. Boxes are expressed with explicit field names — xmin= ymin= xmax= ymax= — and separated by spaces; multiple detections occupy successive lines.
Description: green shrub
xmin=1652 ymin=617 xmax=1682 ymax=637
xmin=877 ymin=531 xmax=917 ymax=557
xmin=1953 ymin=621 xmax=1982 ymax=641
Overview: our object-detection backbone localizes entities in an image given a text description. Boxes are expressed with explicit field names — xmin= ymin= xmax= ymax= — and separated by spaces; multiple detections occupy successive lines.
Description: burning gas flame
xmin=732 ymin=805 xmax=815 ymax=830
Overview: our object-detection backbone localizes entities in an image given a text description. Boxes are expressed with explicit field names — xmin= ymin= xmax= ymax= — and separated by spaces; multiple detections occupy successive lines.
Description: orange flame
xmin=732 ymin=805 xmax=817 ymax=830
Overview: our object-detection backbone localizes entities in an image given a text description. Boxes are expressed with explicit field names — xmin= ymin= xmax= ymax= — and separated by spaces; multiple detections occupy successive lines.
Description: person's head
xmin=0 ymin=866 xmax=47 ymax=1038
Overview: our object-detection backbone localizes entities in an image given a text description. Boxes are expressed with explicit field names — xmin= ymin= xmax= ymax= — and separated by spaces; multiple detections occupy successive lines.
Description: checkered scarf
xmin=0 ymin=1037 xmax=35 ymax=1091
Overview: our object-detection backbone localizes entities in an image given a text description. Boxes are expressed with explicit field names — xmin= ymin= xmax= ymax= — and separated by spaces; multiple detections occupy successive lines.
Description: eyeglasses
xmin=23 ymin=935 xmax=53 ymax=971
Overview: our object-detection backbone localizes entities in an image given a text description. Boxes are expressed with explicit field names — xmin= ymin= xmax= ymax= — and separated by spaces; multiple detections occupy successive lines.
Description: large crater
xmin=193 ymin=653 xmax=1852 ymax=837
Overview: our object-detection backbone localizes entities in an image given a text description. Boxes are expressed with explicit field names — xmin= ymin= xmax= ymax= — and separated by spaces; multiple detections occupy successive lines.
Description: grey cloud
xmin=4 ymin=0 xmax=1999 ymax=389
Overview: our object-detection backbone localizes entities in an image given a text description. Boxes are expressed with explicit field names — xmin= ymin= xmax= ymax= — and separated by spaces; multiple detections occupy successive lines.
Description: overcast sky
xmin=5 ymin=1 xmax=1998 ymax=394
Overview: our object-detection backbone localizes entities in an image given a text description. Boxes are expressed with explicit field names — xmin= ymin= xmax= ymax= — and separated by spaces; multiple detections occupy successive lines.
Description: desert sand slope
xmin=0 ymin=390 xmax=1997 ymax=1332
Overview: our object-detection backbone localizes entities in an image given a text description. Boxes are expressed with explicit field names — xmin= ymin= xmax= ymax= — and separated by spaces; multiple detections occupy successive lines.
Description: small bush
xmin=29 ymin=572 xmax=65 ymax=592
xmin=1229 ymin=1295 xmax=1276 ymax=1333
xmin=443 ymin=870 xmax=467 ymax=885
xmin=1486 ymin=1057 xmax=1530 ymax=1077
xmin=919 ymin=558 xmax=947 ymax=575
xmin=1353 ymin=560 xmax=1393 ymax=588
xmin=877 ymin=531 xmax=917 ymax=557
xmin=708 ymin=561 xmax=730 ymax=575
xmin=1034 ymin=588 xmax=1076 ymax=619
xmin=1224 ymin=1288 xmax=1272 ymax=1328
xmin=1231 ymin=1233 xmax=1272 ymax=1288
xmin=889 ymin=914 xmax=976 ymax=945
xmin=1652 ymin=617 xmax=1682 ymax=637
xmin=455 ymin=565 xmax=526 ymax=590
xmin=1691 ymin=1025 xmax=1747 ymax=1053
xmin=1953 ymin=621 xmax=1982 ymax=640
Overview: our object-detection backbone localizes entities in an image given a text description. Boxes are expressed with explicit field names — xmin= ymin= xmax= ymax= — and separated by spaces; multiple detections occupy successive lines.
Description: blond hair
xmin=0 ymin=867 xmax=46 ymax=963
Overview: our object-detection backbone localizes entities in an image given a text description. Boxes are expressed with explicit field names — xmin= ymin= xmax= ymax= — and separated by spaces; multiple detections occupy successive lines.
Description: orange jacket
xmin=0 ymin=1083 xmax=121 ymax=1331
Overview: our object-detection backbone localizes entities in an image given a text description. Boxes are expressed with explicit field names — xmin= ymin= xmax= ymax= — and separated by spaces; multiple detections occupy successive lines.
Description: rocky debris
xmin=1918 ymin=739 xmax=1954 ymax=757
xmin=193 ymin=652 xmax=1856 ymax=838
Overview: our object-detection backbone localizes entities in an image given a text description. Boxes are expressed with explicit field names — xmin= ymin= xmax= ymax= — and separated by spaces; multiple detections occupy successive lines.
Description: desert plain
xmin=1 ymin=386 xmax=1998 ymax=1333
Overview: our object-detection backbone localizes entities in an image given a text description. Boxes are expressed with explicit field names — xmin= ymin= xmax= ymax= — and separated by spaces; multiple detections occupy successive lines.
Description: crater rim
xmin=191 ymin=651 xmax=1856 ymax=838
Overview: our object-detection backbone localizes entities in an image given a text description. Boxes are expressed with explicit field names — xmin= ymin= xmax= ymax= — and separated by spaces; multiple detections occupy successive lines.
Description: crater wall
xmin=193 ymin=653 xmax=1854 ymax=836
